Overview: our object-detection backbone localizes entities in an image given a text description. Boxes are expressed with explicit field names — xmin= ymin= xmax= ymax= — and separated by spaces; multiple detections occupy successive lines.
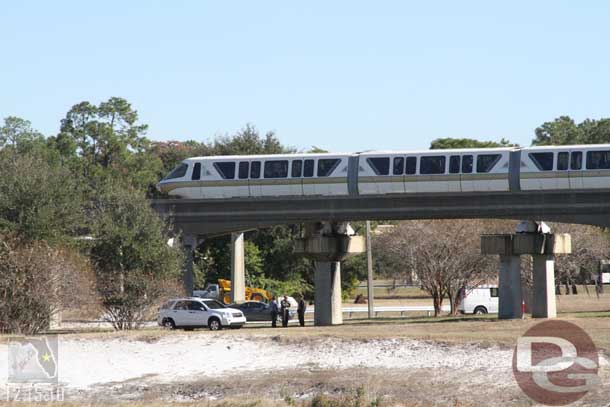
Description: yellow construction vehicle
xmin=195 ymin=279 xmax=271 ymax=304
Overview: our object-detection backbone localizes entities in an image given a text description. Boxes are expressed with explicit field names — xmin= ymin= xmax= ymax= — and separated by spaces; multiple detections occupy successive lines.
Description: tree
xmin=0 ymin=116 xmax=45 ymax=160
xmin=0 ymin=237 xmax=96 ymax=334
xmin=532 ymin=116 xmax=610 ymax=146
xmin=549 ymin=223 xmax=609 ymax=294
xmin=88 ymin=185 xmax=184 ymax=330
xmin=430 ymin=137 xmax=514 ymax=149
xmin=374 ymin=220 xmax=499 ymax=316
xmin=0 ymin=150 xmax=84 ymax=242
xmin=532 ymin=116 xmax=582 ymax=146
xmin=57 ymin=97 xmax=162 ymax=191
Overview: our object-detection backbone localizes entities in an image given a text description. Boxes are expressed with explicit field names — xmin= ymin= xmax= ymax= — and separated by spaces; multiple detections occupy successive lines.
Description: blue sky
xmin=1 ymin=1 xmax=610 ymax=152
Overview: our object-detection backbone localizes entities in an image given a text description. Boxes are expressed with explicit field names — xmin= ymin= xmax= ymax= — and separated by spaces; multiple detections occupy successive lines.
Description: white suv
xmin=158 ymin=298 xmax=246 ymax=330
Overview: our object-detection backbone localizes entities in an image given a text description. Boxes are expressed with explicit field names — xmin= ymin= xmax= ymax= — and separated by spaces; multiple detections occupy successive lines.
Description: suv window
xmin=188 ymin=301 xmax=206 ymax=311
xmin=173 ymin=301 xmax=189 ymax=310
xmin=203 ymin=299 xmax=226 ymax=309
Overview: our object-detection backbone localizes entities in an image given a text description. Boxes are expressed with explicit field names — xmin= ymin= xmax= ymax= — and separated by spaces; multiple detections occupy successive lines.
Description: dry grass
xmin=0 ymin=370 xmax=499 ymax=407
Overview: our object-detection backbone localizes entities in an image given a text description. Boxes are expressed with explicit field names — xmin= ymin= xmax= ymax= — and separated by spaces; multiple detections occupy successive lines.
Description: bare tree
xmin=549 ymin=223 xmax=609 ymax=295
xmin=0 ymin=238 xmax=96 ymax=334
xmin=375 ymin=219 xmax=502 ymax=316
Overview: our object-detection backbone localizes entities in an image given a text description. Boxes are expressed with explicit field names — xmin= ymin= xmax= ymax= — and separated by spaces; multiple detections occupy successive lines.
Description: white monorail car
xmin=158 ymin=153 xmax=351 ymax=199
xmin=157 ymin=144 xmax=610 ymax=199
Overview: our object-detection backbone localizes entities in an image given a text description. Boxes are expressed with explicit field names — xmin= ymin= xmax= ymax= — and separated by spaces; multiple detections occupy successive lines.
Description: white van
xmin=458 ymin=286 xmax=499 ymax=314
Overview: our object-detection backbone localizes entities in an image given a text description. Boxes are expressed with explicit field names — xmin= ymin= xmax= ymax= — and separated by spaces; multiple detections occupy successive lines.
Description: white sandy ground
xmin=0 ymin=333 xmax=608 ymax=400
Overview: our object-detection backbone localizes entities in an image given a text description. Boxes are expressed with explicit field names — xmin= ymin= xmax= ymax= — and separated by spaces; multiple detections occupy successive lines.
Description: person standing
xmin=297 ymin=296 xmax=306 ymax=327
xmin=269 ymin=296 xmax=279 ymax=328
xmin=280 ymin=295 xmax=291 ymax=327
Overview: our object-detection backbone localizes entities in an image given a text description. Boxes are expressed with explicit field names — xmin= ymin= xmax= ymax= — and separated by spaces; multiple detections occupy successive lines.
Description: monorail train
xmin=156 ymin=144 xmax=610 ymax=199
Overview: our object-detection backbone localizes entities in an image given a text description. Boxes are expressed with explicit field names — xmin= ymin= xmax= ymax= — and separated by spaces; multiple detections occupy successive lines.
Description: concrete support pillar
xmin=532 ymin=255 xmax=557 ymax=318
xmin=230 ymin=232 xmax=246 ymax=303
xmin=183 ymin=235 xmax=196 ymax=296
xmin=365 ymin=221 xmax=375 ymax=319
xmin=314 ymin=261 xmax=343 ymax=326
xmin=482 ymin=231 xmax=570 ymax=320
xmin=498 ymin=255 xmax=523 ymax=319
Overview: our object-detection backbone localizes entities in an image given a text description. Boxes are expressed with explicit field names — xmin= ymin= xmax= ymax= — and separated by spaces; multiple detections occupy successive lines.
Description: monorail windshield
xmin=163 ymin=163 xmax=188 ymax=180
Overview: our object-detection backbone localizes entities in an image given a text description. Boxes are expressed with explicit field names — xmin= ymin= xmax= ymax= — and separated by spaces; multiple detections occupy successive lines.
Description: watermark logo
xmin=512 ymin=320 xmax=599 ymax=405
xmin=5 ymin=335 xmax=64 ymax=402
xmin=8 ymin=336 xmax=58 ymax=383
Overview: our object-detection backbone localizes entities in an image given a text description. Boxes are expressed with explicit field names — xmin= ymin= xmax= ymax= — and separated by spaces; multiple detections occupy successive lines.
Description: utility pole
xmin=366 ymin=221 xmax=375 ymax=319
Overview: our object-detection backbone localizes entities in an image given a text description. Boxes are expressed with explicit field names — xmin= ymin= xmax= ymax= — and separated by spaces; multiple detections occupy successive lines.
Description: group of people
xmin=269 ymin=295 xmax=307 ymax=327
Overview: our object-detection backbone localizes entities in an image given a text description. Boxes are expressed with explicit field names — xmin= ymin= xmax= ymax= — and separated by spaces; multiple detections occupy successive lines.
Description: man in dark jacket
xmin=297 ymin=296 xmax=306 ymax=327
xmin=280 ymin=296 xmax=291 ymax=327
xmin=269 ymin=296 xmax=279 ymax=327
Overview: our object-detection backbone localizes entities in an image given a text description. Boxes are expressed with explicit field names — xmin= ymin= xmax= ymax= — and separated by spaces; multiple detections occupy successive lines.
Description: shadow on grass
xmin=560 ymin=310 xmax=610 ymax=318
xmin=343 ymin=315 xmax=498 ymax=326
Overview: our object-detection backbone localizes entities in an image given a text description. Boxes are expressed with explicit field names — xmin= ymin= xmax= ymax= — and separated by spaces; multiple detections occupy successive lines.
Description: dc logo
xmin=512 ymin=320 xmax=599 ymax=405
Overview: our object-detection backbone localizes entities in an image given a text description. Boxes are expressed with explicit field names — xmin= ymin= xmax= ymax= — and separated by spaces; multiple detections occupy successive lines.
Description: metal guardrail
xmin=304 ymin=305 xmax=451 ymax=318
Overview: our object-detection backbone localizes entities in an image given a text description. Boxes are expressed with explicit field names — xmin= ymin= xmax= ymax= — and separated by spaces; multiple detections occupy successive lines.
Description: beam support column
xmin=230 ymin=232 xmax=246 ymax=304
xmin=532 ymin=255 xmax=557 ymax=318
xmin=314 ymin=261 xmax=343 ymax=325
xmin=183 ymin=234 xmax=196 ymax=296
xmin=295 ymin=222 xmax=366 ymax=326
xmin=498 ymin=255 xmax=523 ymax=319
xmin=482 ymin=230 xmax=571 ymax=320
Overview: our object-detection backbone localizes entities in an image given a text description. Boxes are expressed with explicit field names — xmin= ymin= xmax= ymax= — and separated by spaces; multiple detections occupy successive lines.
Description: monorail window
xmin=250 ymin=161 xmax=261 ymax=179
xmin=393 ymin=157 xmax=405 ymax=175
xmin=238 ymin=161 xmax=249 ymax=179
xmin=571 ymin=152 xmax=582 ymax=170
xmin=405 ymin=157 xmax=417 ymax=175
xmin=529 ymin=152 xmax=553 ymax=171
xmin=304 ymin=159 xmax=314 ymax=177
xmin=449 ymin=155 xmax=460 ymax=174
xmin=192 ymin=163 xmax=201 ymax=180
xmin=318 ymin=159 xmax=340 ymax=177
xmin=292 ymin=160 xmax=303 ymax=177
xmin=367 ymin=157 xmax=390 ymax=175
xmin=214 ymin=162 xmax=236 ymax=179
xmin=476 ymin=154 xmax=501 ymax=173
xmin=586 ymin=151 xmax=610 ymax=169
xmin=420 ymin=156 xmax=445 ymax=175
xmin=264 ymin=160 xmax=289 ymax=178
xmin=557 ymin=152 xmax=569 ymax=171
xmin=461 ymin=155 xmax=473 ymax=173
xmin=164 ymin=163 xmax=188 ymax=180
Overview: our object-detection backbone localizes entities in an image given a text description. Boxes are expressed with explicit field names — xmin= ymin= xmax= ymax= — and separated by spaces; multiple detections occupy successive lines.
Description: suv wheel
xmin=163 ymin=318 xmax=176 ymax=329
xmin=208 ymin=317 xmax=222 ymax=331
